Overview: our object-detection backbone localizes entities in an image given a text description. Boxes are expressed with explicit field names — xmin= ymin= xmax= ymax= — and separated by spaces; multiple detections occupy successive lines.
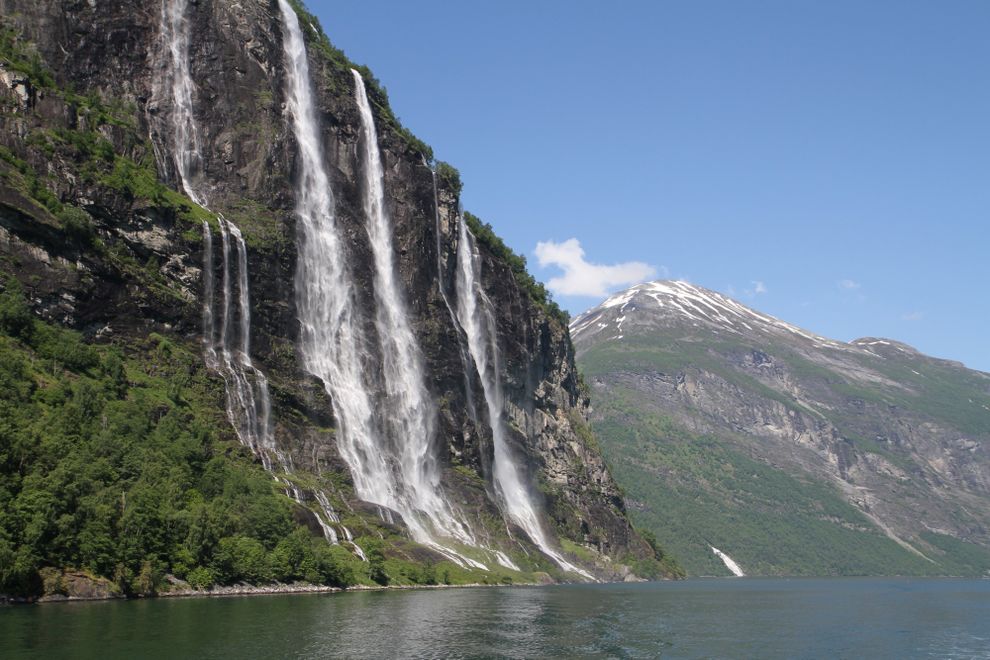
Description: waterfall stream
xmin=351 ymin=69 xmax=478 ymax=546
xmin=427 ymin=166 xmax=478 ymax=422
xmin=711 ymin=546 xmax=746 ymax=577
xmin=161 ymin=0 xmax=590 ymax=576
xmin=276 ymin=1 xmax=484 ymax=569
xmin=454 ymin=218 xmax=592 ymax=579
xmin=160 ymin=0 xmax=350 ymax=549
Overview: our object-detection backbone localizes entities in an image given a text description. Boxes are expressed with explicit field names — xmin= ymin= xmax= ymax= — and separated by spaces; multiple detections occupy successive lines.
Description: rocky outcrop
xmin=0 ymin=0 xmax=650 ymax=578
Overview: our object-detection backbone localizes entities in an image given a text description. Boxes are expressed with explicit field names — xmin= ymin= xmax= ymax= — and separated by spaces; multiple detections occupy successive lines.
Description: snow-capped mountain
xmin=574 ymin=280 xmax=990 ymax=577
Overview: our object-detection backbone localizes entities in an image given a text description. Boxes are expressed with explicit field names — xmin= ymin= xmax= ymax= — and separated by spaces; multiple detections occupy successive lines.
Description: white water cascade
xmin=276 ymin=0 xmax=482 ymax=569
xmin=160 ymin=0 xmax=349 ymax=549
xmin=352 ymin=68 xmax=497 ymax=567
xmin=351 ymin=68 xmax=476 ymax=541
xmin=160 ymin=0 xmax=270 ymax=459
xmin=454 ymin=218 xmax=592 ymax=579
xmin=711 ymin=546 xmax=745 ymax=577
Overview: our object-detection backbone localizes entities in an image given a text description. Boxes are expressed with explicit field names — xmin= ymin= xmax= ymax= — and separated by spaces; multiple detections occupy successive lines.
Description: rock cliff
xmin=0 ymin=0 xmax=658 ymax=594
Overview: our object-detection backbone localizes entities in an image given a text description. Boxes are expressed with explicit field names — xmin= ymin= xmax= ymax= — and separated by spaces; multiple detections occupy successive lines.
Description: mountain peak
xmin=851 ymin=337 xmax=922 ymax=355
xmin=570 ymin=280 xmax=837 ymax=348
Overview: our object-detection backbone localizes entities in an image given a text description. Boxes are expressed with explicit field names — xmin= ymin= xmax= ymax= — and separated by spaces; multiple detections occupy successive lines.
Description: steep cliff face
xmin=0 ymin=0 xmax=654 ymax=590
xmin=574 ymin=280 xmax=990 ymax=577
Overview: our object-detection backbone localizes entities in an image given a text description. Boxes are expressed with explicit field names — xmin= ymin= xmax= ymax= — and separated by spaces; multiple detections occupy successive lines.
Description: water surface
xmin=2 ymin=578 xmax=988 ymax=658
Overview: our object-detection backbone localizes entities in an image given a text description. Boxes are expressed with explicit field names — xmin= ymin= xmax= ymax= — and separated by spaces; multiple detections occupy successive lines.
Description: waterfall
xmin=201 ymin=219 xmax=217 ymax=369
xmin=214 ymin=216 xmax=271 ymax=466
xmin=454 ymin=217 xmax=592 ymax=579
xmin=161 ymin=0 xmax=270 ymax=471
xmin=161 ymin=0 xmax=202 ymax=204
xmin=351 ymin=68 xmax=475 ymax=543
xmin=276 ymin=1 xmax=481 ymax=569
xmin=427 ymin=165 xmax=478 ymax=422
xmin=160 ymin=0 xmax=349 ymax=549
xmin=711 ymin=546 xmax=745 ymax=577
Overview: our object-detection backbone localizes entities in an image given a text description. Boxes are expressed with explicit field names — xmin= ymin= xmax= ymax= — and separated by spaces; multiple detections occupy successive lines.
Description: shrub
xmin=185 ymin=566 xmax=215 ymax=590
xmin=0 ymin=280 xmax=34 ymax=340
xmin=57 ymin=205 xmax=96 ymax=246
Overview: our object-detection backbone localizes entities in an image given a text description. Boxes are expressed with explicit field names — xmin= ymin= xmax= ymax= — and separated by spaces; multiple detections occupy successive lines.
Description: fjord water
xmin=3 ymin=579 xmax=988 ymax=658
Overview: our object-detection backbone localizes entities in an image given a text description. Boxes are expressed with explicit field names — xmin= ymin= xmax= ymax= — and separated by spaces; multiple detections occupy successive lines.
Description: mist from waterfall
xmin=454 ymin=217 xmax=592 ymax=579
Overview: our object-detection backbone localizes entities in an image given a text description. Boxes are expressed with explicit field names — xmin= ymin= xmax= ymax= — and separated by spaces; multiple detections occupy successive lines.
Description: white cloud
xmin=901 ymin=311 xmax=924 ymax=321
xmin=534 ymin=238 xmax=658 ymax=297
xmin=740 ymin=280 xmax=767 ymax=298
xmin=838 ymin=279 xmax=861 ymax=290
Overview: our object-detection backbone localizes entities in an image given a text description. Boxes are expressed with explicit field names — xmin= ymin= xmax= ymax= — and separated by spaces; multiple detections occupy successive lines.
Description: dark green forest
xmin=0 ymin=278 xmax=390 ymax=597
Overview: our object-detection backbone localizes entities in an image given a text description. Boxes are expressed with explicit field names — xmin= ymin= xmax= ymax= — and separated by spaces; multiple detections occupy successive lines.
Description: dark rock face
xmin=0 ymin=0 xmax=649 ymax=574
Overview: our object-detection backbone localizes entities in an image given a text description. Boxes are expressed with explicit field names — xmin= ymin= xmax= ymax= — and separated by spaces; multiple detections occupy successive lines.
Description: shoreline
xmin=4 ymin=579 xmax=541 ymax=606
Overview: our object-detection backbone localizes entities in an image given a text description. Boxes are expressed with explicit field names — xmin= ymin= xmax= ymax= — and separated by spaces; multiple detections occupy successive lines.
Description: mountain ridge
xmin=574 ymin=279 xmax=990 ymax=576
xmin=574 ymin=279 xmax=987 ymax=374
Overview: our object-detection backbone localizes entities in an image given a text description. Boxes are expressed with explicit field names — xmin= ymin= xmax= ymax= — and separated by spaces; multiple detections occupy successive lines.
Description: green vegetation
xmin=2 ymin=26 xmax=209 ymax=233
xmin=0 ymin=280 xmax=572 ymax=597
xmin=1 ymin=27 xmax=137 ymax=128
xmin=627 ymin=528 xmax=685 ymax=579
xmin=589 ymin=384 xmax=952 ymax=577
xmin=0 ymin=278 xmax=330 ymax=597
xmin=435 ymin=160 xmax=463 ymax=196
xmin=464 ymin=212 xmax=568 ymax=326
xmin=0 ymin=26 xmax=56 ymax=89
xmin=919 ymin=532 xmax=990 ymax=576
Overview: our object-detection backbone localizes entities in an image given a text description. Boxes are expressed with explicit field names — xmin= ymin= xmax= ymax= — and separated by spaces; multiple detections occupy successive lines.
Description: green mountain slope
xmin=574 ymin=281 xmax=990 ymax=577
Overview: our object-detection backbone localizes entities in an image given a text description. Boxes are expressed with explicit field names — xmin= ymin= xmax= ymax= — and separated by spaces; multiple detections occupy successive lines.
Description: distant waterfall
xmin=160 ymin=0 xmax=347 ymax=548
xmin=711 ymin=546 xmax=745 ymax=577
xmin=454 ymin=217 xmax=592 ymax=579
xmin=276 ymin=1 xmax=481 ymax=568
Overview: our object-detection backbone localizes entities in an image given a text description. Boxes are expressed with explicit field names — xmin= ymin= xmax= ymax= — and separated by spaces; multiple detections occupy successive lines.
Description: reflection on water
xmin=2 ymin=578 xmax=989 ymax=659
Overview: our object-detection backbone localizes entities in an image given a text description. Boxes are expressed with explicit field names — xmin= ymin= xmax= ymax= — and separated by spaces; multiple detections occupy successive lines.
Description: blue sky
xmin=313 ymin=1 xmax=990 ymax=372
